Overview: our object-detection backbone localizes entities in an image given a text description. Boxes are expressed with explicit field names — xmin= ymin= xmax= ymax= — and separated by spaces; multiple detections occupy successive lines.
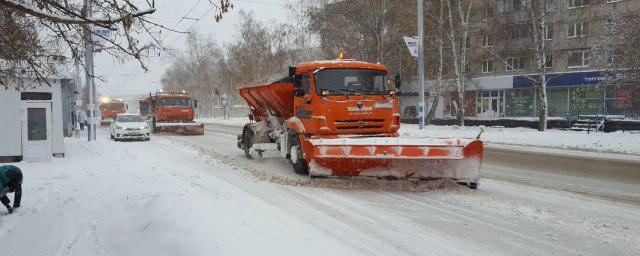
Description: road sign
xmin=403 ymin=36 xmax=419 ymax=58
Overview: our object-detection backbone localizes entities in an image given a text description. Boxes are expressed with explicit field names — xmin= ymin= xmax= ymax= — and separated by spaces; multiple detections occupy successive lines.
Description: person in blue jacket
xmin=0 ymin=165 xmax=22 ymax=214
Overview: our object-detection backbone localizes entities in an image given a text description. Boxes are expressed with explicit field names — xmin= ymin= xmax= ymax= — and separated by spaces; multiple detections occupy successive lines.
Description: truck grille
xmin=334 ymin=119 xmax=385 ymax=130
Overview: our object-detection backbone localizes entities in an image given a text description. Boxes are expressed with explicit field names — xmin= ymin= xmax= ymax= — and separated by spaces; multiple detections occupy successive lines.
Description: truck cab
xmin=153 ymin=94 xmax=195 ymax=123
xmin=290 ymin=60 xmax=400 ymax=137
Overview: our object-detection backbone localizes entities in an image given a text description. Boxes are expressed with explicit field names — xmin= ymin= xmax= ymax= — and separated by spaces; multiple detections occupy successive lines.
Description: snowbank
xmin=400 ymin=124 xmax=640 ymax=155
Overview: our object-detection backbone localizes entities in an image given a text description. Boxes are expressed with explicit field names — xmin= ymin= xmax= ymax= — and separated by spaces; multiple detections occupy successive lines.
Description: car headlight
xmin=141 ymin=126 xmax=148 ymax=130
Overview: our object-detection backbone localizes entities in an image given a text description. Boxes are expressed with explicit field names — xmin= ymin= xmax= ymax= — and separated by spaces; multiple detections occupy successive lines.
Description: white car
xmin=110 ymin=114 xmax=150 ymax=141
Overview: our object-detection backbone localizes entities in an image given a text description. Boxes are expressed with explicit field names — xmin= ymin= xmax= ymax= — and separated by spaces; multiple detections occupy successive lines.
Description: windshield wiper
xmin=338 ymin=88 xmax=363 ymax=95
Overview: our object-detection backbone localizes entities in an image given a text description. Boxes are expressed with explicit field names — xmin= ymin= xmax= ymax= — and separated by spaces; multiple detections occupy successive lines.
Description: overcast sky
xmin=95 ymin=0 xmax=290 ymax=98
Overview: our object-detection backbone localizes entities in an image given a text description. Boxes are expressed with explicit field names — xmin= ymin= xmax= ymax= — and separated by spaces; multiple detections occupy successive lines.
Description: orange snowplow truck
xmin=99 ymin=99 xmax=126 ymax=126
xmin=139 ymin=91 xmax=204 ymax=135
xmin=237 ymin=58 xmax=484 ymax=188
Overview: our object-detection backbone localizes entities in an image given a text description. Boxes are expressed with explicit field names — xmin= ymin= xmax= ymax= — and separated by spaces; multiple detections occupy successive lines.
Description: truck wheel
xmin=289 ymin=133 xmax=309 ymax=175
xmin=242 ymin=128 xmax=254 ymax=159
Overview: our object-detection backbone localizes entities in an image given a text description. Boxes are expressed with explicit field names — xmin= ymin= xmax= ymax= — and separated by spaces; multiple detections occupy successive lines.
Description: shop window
xmin=570 ymin=87 xmax=604 ymax=115
xmin=547 ymin=88 xmax=568 ymax=117
xmin=505 ymin=89 xmax=535 ymax=117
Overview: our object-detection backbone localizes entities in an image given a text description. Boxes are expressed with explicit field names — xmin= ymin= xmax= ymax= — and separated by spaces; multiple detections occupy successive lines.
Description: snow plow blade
xmin=307 ymin=138 xmax=483 ymax=182
xmin=154 ymin=123 xmax=205 ymax=135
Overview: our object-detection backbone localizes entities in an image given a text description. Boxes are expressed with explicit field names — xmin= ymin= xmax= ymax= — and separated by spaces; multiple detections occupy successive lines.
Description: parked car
xmin=110 ymin=114 xmax=150 ymax=141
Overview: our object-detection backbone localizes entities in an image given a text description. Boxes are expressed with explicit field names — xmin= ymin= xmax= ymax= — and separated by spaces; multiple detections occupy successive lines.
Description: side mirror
xmin=289 ymin=66 xmax=297 ymax=77
xmin=294 ymin=88 xmax=305 ymax=97
xmin=125 ymin=104 xmax=129 ymax=110
xmin=194 ymin=99 xmax=198 ymax=108
xmin=394 ymin=74 xmax=401 ymax=89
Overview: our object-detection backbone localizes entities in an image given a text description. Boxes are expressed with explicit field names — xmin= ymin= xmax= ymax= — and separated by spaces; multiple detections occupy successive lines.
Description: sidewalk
xmin=400 ymin=124 xmax=640 ymax=156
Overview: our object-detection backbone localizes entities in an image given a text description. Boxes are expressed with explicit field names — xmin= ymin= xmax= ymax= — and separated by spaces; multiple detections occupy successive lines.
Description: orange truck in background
xmin=237 ymin=57 xmax=484 ymax=188
xmin=138 ymin=91 xmax=204 ymax=135
xmin=99 ymin=99 xmax=126 ymax=126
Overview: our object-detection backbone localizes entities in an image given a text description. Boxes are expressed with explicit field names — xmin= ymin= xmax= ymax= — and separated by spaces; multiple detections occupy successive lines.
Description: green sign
xmin=570 ymin=87 xmax=604 ymax=115
xmin=506 ymin=89 xmax=534 ymax=117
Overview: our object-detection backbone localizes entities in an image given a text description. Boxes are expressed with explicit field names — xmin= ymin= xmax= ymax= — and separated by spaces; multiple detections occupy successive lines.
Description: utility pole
xmin=83 ymin=0 xmax=96 ymax=141
xmin=417 ymin=0 xmax=426 ymax=129
xmin=74 ymin=58 xmax=81 ymax=138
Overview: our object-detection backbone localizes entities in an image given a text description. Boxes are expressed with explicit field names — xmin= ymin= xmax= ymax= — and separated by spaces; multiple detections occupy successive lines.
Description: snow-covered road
xmin=1 ymin=128 xmax=639 ymax=256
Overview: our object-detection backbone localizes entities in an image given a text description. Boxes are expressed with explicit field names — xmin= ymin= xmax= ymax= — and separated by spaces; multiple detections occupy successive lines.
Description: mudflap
xmin=306 ymin=137 xmax=483 ymax=182
xmin=155 ymin=123 xmax=205 ymax=135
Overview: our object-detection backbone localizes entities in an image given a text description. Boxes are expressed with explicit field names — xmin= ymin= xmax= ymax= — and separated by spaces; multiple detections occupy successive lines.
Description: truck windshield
xmin=314 ymin=69 xmax=388 ymax=95
xmin=102 ymin=103 xmax=125 ymax=111
xmin=160 ymin=98 xmax=191 ymax=107
xmin=117 ymin=115 xmax=145 ymax=122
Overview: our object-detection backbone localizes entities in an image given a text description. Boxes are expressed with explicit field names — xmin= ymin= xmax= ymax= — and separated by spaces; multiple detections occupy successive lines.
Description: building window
xmin=544 ymin=25 xmax=553 ymax=40
xmin=568 ymin=0 xmax=590 ymax=8
xmin=544 ymin=55 xmax=553 ymax=68
xmin=497 ymin=0 xmax=513 ymax=12
xmin=506 ymin=57 xmax=525 ymax=71
xmin=482 ymin=60 xmax=494 ymax=73
xmin=568 ymin=22 xmax=588 ymax=37
xmin=481 ymin=8 xmax=491 ymax=21
xmin=482 ymin=35 xmax=492 ymax=47
xmin=546 ymin=0 xmax=555 ymax=10
xmin=568 ymin=50 xmax=590 ymax=68
xmin=606 ymin=49 xmax=615 ymax=66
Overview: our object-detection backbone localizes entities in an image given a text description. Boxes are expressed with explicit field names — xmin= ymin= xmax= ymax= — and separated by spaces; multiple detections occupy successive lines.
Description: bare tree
xmin=445 ymin=0 xmax=473 ymax=126
xmin=426 ymin=0 xmax=446 ymax=124
xmin=528 ymin=0 xmax=550 ymax=131
xmin=0 ymin=0 xmax=233 ymax=89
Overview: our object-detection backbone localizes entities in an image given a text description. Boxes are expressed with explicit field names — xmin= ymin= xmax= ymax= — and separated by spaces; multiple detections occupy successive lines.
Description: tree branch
xmin=0 ymin=0 xmax=156 ymax=26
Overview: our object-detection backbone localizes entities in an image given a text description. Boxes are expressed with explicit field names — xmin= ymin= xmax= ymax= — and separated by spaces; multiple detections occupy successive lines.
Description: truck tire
xmin=242 ymin=127 xmax=254 ymax=159
xmin=289 ymin=133 xmax=309 ymax=175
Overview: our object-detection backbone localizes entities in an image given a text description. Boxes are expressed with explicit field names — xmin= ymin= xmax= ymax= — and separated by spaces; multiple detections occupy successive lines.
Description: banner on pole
xmin=403 ymin=36 xmax=419 ymax=58
xmin=92 ymin=27 xmax=111 ymax=53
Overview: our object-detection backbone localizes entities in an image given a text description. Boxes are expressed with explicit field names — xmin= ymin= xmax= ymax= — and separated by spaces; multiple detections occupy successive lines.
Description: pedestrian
xmin=0 ymin=165 xmax=22 ymax=214
xmin=78 ymin=110 xmax=86 ymax=131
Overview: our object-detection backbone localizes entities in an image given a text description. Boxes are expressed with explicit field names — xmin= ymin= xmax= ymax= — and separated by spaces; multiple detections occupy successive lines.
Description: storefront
xmin=419 ymin=70 xmax=640 ymax=120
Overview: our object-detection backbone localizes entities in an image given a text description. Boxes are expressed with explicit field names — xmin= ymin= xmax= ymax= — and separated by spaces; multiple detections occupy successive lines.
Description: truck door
xmin=293 ymin=74 xmax=314 ymax=131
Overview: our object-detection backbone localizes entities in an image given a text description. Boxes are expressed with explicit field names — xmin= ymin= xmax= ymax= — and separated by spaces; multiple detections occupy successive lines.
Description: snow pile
xmin=400 ymin=124 xmax=640 ymax=155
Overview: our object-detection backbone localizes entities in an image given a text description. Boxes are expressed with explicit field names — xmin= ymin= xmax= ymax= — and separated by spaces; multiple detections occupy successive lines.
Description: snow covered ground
xmin=1 ymin=128 xmax=639 ymax=255
xmin=399 ymin=124 xmax=640 ymax=155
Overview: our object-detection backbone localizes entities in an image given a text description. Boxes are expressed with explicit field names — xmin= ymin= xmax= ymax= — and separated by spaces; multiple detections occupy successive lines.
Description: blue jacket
xmin=0 ymin=165 xmax=22 ymax=190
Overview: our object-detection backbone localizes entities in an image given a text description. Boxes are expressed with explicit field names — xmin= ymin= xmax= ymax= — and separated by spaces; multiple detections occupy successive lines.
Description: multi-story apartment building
xmin=427 ymin=0 xmax=640 ymax=120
